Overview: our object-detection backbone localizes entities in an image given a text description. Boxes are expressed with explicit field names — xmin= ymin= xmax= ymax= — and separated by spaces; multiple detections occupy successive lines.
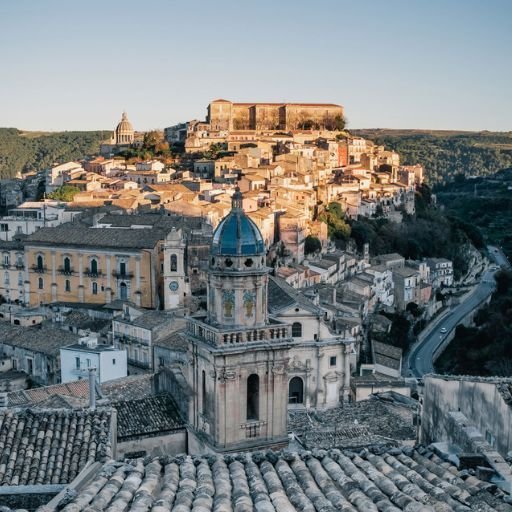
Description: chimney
xmin=88 ymin=368 xmax=97 ymax=410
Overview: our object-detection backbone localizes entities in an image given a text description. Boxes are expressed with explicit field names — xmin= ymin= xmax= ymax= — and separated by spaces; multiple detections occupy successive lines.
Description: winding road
xmin=406 ymin=244 xmax=510 ymax=378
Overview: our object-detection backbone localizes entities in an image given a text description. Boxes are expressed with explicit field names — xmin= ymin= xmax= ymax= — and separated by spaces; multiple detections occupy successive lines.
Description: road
xmin=406 ymin=266 xmax=498 ymax=378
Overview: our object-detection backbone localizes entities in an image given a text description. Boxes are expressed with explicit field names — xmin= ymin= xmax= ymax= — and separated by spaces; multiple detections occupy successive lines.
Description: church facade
xmin=173 ymin=189 xmax=355 ymax=452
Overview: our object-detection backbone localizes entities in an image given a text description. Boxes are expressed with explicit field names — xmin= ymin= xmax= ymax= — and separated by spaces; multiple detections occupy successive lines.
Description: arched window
xmin=92 ymin=282 xmax=98 ymax=295
xmin=91 ymin=259 xmax=98 ymax=275
xmin=202 ymin=370 xmax=207 ymax=416
xmin=289 ymin=377 xmax=304 ymax=404
xmin=292 ymin=322 xmax=302 ymax=338
xmin=38 ymin=277 xmax=44 ymax=289
xmin=4 ymin=271 xmax=9 ymax=285
xmin=63 ymin=257 xmax=71 ymax=273
xmin=65 ymin=279 xmax=71 ymax=292
xmin=170 ymin=254 xmax=177 ymax=272
xmin=120 ymin=282 xmax=127 ymax=300
xmin=37 ymin=255 xmax=43 ymax=270
xmin=247 ymin=374 xmax=259 ymax=421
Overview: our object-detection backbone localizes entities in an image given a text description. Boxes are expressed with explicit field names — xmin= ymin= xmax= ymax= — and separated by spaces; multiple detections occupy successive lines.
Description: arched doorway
xmin=120 ymin=282 xmax=127 ymax=300
xmin=288 ymin=376 xmax=304 ymax=404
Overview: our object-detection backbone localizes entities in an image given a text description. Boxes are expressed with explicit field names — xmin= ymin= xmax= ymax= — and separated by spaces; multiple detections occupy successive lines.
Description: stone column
xmin=344 ymin=344 xmax=351 ymax=401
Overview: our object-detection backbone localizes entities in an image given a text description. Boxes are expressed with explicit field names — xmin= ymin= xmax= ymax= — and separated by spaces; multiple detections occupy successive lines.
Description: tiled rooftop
xmin=114 ymin=394 xmax=185 ymax=439
xmin=48 ymin=446 xmax=511 ymax=511
xmin=0 ymin=408 xmax=112 ymax=486
xmin=0 ymin=323 xmax=80 ymax=356
xmin=24 ymin=225 xmax=165 ymax=249
xmin=289 ymin=397 xmax=416 ymax=450
xmin=7 ymin=380 xmax=91 ymax=407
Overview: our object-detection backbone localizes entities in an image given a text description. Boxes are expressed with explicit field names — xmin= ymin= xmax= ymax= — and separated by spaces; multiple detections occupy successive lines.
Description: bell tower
xmin=163 ymin=227 xmax=190 ymax=310
xmin=186 ymin=189 xmax=292 ymax=452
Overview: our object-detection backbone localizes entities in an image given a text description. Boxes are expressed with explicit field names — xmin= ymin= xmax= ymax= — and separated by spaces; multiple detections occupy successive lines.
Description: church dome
xmin=115 ymin=112 xmax=134 ymax=144
xmin=211 ymin=189 xmax=265 ymax=256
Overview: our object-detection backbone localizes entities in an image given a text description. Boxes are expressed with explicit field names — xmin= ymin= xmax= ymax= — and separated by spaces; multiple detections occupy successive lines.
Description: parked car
xmin=440 ymin=327 xmax=447 ymax=333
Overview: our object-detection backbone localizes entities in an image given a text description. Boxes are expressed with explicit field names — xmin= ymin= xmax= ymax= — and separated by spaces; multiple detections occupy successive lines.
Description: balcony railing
xmin=58 ymin=267 xmax=74 ymax=275
xmin=31 ymin=265 xmax=47 ymax=274
xmin=84 ymin=268 xmax=102 ymax=278
xmin=112 ymin=270 xmax=134 ymax=279
xmin=15 ymin=263 xmax=25 ymax=270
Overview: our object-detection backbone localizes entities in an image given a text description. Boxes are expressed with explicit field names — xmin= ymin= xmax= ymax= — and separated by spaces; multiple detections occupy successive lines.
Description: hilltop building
xmin=206 ymin=99 xmax=344 ymax=131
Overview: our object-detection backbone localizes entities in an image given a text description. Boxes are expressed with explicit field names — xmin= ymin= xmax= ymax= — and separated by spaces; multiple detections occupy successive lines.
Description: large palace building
xmin=207 ymin=99 xmax=344 ymax=131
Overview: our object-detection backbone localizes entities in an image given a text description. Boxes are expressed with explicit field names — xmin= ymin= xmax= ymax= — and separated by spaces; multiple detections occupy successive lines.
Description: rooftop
xmin=48 ymin=445 xmax=510 ymax=511
xmin=0 ymin=323 xmax=80 ymax=356
xmin=24 ymin=224 xmax=166 ymax=249
xmin=114 ymin=394 xmax=185 ymax=439
xmin=0 ymin=408 xmax=112 ymax=486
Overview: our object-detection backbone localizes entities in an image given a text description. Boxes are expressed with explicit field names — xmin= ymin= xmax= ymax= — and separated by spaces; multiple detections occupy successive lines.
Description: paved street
xmin=406 ymin=261 xmax=499 ymax=378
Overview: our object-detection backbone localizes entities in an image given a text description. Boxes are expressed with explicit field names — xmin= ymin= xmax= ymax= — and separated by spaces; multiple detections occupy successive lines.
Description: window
xmin=170 ymin=254 xmax=177 ymax=272
xmin=0 ymin=224 xmax=8 ymax=232
xmin=329 ymin=356 xmax=337 ymax=367
xmin=92 ymin=282 xmax=98 ymax=295
xmin=292 ymin=322 xmax=302 ymax=338
xmin=63 ymin=257 xmax=71 ymax=273
xmin=27 ymin=358 xmax=33 ymax=375
xmin=158 ymin=356 xmax=165 ymax=367
xmin=120 ymin=282 xmax=127 ymax=300
xmin=90 ymin=258 xmax=98 ymax=275
xmin=3 ymin=254 xmax=9 ymax=265
xmin=120 ymin=261 xmax=126 ymax=275
xmin=289 ymin=376 xmax=304 ymax=404
xmin=75 ymin=357 xmax=80 ymax=369
xmin=37 ymin=255 xmax=44 ymax=270
xmin=202 ymin=370 xmax=207 ymax=416
xmin=4 ymin=271 xmax=9 ymax=285
xmin=86 ymin=358 xmax=91 ymax=367
xmin=65 ymin=279 xmax=71 ymax=292
xmin=112 ymin=358 xmax=116 ymax=365
xmin=247 ymin=374 xmax=259 ymax=421
xmin=38 ymin=277 xmax=44 ymax=289
xmin=18 ymin=272 xmax=23 ymax=286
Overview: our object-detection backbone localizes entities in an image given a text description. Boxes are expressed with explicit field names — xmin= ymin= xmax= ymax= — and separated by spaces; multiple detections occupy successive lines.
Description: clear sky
xmin=1 ymin=0 xmax=511 ymax=132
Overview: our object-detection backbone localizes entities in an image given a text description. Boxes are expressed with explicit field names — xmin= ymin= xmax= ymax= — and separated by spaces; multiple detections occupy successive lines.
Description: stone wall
xmin=421 ymin=376 xmax=512 ymax=458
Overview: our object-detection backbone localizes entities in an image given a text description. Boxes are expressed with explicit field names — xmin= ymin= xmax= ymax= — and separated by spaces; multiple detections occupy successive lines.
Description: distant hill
xmin=0 ymin=128 xmax=110 ymax=179
xmin=352 ymin=129 xmax=512 ymax=185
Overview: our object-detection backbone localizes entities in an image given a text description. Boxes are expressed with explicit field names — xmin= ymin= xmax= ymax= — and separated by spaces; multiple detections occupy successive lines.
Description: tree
xmin=47 ymin=185 xmax=81 ymax=202
xmin=318 ymin=202 xmax=351 ymax=242
xmin=304 ymin=235 xmax=321 ymax=255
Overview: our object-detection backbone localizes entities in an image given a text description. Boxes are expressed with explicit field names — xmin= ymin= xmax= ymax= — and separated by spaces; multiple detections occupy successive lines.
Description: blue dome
xmin=211 ymin=190 xmax=265 ymax=256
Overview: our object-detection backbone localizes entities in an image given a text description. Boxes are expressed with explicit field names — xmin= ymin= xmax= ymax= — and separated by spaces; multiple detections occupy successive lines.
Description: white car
xmin=440 ymin=327 xmax=447 ymax=333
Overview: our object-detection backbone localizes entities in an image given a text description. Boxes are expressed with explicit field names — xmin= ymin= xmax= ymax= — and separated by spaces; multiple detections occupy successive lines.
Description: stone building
xmin=158 ymin=189 xmax=355 ymax=453
xmin=207 ymin=99 xmax=344 ymax=131
xmin=24 ymin=225 xmax=164 ymax=308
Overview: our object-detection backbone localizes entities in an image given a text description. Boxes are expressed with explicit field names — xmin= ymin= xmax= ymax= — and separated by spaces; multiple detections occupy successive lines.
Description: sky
xmin=0 ymin=0 xmax=511 ymax=132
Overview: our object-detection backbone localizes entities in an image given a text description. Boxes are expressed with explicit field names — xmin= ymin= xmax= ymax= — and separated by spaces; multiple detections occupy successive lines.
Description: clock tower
xmin=163 ymin=227 xmax=190 ymax=310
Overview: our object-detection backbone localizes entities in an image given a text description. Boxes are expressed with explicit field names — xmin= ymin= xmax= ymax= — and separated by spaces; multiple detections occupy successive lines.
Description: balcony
xmin=15 ymin=263 xmax=25 ymax=270
xmin=112 ymin=270 xmax=134 ymax=279
xmin=31 ymin=265 xmax=47 ymax=274
xmin=58 ymin=267 xmax=74 ymax=276
xmin=2 ymin=263 xmax=10 ymax=269
xmin=84 ymin=268 xmax=102 ymax=278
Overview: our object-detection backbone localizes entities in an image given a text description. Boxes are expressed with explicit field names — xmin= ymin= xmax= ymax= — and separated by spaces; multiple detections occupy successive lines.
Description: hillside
xmin=352 ymin=129 xmax=512 ymax=185
xmin=0 ymin=128 xmax=110 ymax=179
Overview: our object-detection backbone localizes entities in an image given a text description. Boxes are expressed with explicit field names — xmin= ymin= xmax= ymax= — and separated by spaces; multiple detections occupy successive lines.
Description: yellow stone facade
xmin=207 ymin=99 xmax=344 ymax=131
xmin=25 ymin=245 xmax=160 ymax=308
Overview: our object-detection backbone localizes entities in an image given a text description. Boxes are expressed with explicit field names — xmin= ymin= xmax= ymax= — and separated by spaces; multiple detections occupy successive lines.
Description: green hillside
xmin=353 ymin=129 xmax=512 ymax=185
xmin=0 ymin=128 xmax=110 ymax=179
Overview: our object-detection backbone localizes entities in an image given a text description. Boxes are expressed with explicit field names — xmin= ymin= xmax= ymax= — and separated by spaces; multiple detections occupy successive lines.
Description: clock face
xmin=169 ymin=281 xmax=179 ymax=292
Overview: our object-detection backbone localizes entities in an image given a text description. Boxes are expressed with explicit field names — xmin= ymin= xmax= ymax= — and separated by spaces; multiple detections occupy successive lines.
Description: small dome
xmin=211 ymin=189 xmax=265 ymax=256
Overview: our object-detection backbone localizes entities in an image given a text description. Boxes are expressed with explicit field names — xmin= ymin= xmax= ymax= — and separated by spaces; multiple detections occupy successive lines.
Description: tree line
xmin=0 ymin=128 xmax=108 ymax=178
